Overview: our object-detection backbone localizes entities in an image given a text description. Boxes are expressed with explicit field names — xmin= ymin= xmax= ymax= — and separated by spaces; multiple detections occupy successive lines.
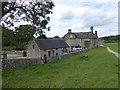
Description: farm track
xmin=100 ymin=45 xmax=120 ymax=59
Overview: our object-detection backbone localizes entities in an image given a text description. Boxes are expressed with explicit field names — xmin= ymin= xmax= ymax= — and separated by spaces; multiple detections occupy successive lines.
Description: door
xmin=48 ymin=51 xmax=51 ymax=56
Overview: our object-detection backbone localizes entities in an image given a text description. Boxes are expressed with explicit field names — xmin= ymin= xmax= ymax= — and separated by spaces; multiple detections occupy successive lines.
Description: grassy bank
xmin=104 ymin=43 xmax=118 ymax=53
xmin=2 ymin=46 xmax=118 ymax=88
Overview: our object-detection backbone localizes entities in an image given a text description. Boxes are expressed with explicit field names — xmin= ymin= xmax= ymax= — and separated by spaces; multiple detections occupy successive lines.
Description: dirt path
xmin=100 ymin=45 xmax=120 ymax=59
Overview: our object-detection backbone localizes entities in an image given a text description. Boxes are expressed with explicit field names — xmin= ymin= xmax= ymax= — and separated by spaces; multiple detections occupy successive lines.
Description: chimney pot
xmin=90 ymin=26 xmax=93 ymax=33
xmin=95 ymin=31 xmax=98 ymax=37
xmin=68 ymin=29 xmax=71 ymax=33
xmin=95 ymin=31 xmax=97 ymax=34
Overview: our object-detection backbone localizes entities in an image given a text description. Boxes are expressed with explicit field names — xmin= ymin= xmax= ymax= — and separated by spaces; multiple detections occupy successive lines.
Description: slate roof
xmin=63 ymin=32 xmax=98 ymax=39
xmin=35 ymin=39 xmax=69 ymax=50
xmin=74 ymin=32 xmax=97 ymax=39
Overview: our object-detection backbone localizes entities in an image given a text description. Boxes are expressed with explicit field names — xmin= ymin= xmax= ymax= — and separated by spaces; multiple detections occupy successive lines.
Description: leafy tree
xmin=37 ymin=34 xmax=47 ymax=39
xmin=53 ymin=35 xmax=60 ymax=39
xmin=1 ymin=0 xmax=55 ymax=35
xmin=2 ymin=27 xmax=16 ymax=50
xmin=2 ymin=27 xmax=14 ymax=46
xmin=100 ymin=35 xmax=120 ymax=43
xmin=2 ymin=25 xmax=37 ymax=50
xmin=14 ymin=25 xmax=36 ymax=48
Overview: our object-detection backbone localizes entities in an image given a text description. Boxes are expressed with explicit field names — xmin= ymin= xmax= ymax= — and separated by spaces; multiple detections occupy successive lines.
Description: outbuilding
xmin=27 ymin=39 xmax=69 ymax=59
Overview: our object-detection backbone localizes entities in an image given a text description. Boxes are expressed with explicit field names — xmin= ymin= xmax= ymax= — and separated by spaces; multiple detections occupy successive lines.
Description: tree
xmin=0 ymin=0 xmax=55 ymax=35
xmin=2 ymin=27 xmax=15 ymax=50
xmin=100 ymin=35 xmax=120 ymax=43
xmin=37 ymin=34 xmax=47 ymax=39
xmin=2 ymin=27 xmax=14 ymax=46
xmin=53 ymin=35 xmax=60 ymax=39
xmin=14 ymin=25 xmax=36 ymax=48
xmin=2 ymin=25 xmax=37 ymax=50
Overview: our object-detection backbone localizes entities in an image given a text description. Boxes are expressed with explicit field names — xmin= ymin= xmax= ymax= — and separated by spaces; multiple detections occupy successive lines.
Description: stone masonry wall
xmin=2 ymin=49 xmax=88 ymax=69
xmin=2 ymin=58 xmax=43 ymax=69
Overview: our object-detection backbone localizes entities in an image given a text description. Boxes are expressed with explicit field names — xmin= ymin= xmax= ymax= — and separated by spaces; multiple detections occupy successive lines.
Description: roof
xmin=35 ymin=39 xmax=69 ymax=50
xmin=74 ymin=32 xmax=97 ymax=39
xmin=63 ymin=32 xmax=98 ymax=39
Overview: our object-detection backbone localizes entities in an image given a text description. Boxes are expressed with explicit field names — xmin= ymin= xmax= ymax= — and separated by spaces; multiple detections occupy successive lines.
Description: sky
xmin=1 ymin=0 xmax=119 ymax=38
xmin=45 ymin=0 xmax=119 ymax=38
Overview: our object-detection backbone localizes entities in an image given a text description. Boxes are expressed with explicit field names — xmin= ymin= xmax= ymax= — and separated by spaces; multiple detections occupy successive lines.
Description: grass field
xmin=2 ymin=46 xmax=118 ymax=88
xmin=104 ymin=43 xmax=118 ymax=53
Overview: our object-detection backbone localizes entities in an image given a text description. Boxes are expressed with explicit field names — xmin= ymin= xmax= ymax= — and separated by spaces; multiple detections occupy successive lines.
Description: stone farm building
xmin=63 ymin=28 xmax=98 ymax=49
xmin=27 ymin=39 xmax=69 ymax=59
xmin=27 ymin=27 xmax=98 ymax=58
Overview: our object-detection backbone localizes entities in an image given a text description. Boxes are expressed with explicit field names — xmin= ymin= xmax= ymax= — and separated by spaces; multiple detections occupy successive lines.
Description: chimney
xmin=95 ymin=31 xmax=97 ymax=36
xmin=90 ymin=26 xmax=93 ymax=33
xmin=68 ymin=29 xmax=71 ymax=33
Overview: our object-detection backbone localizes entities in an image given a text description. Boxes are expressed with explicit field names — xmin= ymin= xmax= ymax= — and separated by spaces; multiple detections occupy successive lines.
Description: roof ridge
xmin=72 ymin=31 xmax=91 ymax=34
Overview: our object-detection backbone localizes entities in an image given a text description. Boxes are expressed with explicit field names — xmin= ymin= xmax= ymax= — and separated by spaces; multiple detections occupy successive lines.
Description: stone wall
xmin=2 ymin=58 xmax=43 ymax=69
xmin=27 ymin=40 xmax=42 ymax=58
xmin=2 ymin=49 xmax=88 ymax=69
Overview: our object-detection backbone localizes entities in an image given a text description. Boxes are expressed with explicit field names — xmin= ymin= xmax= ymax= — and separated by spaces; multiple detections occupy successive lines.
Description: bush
xmin=2 ymin=46 xmax=16 ymax=51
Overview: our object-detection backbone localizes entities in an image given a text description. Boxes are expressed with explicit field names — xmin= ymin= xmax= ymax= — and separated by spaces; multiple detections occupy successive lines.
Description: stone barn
xmin=27 ymin=39 xmax=69 ymax=59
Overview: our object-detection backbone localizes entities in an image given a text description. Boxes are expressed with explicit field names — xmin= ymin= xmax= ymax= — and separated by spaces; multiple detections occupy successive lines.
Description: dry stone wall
xmin=2 ymin=49 xmax=88 ymax=69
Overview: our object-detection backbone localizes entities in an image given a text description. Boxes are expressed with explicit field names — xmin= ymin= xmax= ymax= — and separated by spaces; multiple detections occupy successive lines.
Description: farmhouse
xmin=27 ymin=39 xmax=69 ymax=59
xmin=63 ymin=27 xmax=98 ymax=50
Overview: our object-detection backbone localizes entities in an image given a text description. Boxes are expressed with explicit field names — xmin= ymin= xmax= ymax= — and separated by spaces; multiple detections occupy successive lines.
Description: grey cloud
xmin=59 ymin=11 xmax=75 ymax=21
xmin=80 ymin=10 xmax=115 ymax=29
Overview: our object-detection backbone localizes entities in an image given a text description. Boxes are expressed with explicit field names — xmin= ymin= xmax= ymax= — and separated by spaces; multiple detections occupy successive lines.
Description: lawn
xmin=2 ymin=46 xmax=118 ymax=88
xmin=104 ymin=43 xmax=119 ymax=53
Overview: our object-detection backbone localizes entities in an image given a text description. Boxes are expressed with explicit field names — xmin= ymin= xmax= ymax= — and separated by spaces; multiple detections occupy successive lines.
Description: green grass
xmin=2 ymin=46 xmax=118 ymax=88
xmin=104 ymin=43 xmax=118 ymax=53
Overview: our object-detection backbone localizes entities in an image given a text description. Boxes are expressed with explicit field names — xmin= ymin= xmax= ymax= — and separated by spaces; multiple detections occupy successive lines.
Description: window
xmin=33 ymin=44 xmax=35 ymax=49
xmin=80 ymin=39 xmax=82 ymax=43
xmin=70 ymin=35 xmax=73 ymax=38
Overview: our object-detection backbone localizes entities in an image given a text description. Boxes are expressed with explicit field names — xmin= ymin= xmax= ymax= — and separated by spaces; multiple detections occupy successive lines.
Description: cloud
xmin=59 ymin=11 xmax=74 ymax=21
xmin=81 ymin=8 xmax=116 ymax=27
xmin=46 ymin=0 xmax=118 ymax=37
